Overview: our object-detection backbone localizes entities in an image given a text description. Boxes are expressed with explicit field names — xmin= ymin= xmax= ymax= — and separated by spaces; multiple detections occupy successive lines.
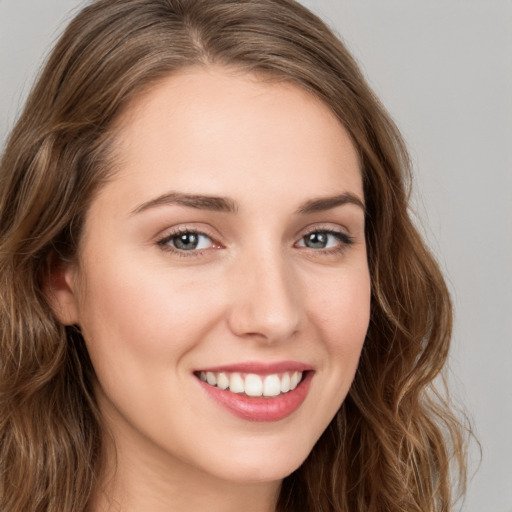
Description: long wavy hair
xmin=0 ymin=1 xmax=469 ymax=511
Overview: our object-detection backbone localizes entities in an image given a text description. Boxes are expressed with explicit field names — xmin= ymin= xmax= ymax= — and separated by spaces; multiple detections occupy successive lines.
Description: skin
xmin=50 ymin=66 xmax=371 ymax=512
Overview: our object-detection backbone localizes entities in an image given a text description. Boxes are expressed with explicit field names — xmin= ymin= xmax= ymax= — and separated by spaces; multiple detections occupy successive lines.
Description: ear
xmin=43 ymin=253 xmax=80 ymax=326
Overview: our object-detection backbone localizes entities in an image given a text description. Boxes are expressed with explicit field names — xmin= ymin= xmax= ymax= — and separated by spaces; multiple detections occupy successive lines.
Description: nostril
xmin=227 ymin=306 xmax=301 ymax=343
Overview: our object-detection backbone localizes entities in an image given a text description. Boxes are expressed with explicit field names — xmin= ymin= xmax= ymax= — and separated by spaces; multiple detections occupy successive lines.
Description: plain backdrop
xmin=1 ymin=1 xmax=511 ymax=511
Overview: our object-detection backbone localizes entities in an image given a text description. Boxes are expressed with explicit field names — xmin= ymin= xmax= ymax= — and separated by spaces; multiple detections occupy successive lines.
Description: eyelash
xmin=156 ymin=226 xmax=354 ymax=258
xmin=157 ymin=227 xmax=215 ymax=258
xmin=298 ymin=228 xmax=355 ymax=255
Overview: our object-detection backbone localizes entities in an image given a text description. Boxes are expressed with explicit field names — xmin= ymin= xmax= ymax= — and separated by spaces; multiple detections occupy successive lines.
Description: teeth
xmin=280 ymin=372 xmax=291 ymax=393
xmin=198 ymin=370 xmax=305 ymax=397
xmin=290 ymin=371 xmax=301 ymax=390
xmin=263 ymin=374 xmax=281 ymax=397
xmin=217 ymin=372 xmax=229 ymax=390
xmin=245 ymin=374 xmax=263 ymax=396
xmin=229 ymin=373 xmax=244 ymax=394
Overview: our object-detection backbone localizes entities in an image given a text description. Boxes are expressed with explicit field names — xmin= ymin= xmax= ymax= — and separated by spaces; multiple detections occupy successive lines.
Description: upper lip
xmin=194 ymin=361 xmax=314 ymax=375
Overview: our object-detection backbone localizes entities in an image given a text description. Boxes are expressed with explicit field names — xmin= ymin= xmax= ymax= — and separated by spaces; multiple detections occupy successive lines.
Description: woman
xmin=0 ymin=0 xmax=468 ymax=511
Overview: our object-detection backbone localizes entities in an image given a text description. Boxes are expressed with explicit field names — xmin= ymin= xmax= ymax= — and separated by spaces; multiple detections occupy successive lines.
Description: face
xmin=54 ymin=67 xmax=371 ymax=487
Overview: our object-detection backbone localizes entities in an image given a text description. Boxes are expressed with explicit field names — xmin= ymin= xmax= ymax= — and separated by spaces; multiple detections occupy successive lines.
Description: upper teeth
xmin=198 ymin=371 xmax=304 ymax=397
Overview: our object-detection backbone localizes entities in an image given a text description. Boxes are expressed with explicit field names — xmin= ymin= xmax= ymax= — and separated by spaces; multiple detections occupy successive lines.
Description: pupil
xmin=175 ymin=233 xmax=198 ymax=250
xmin=306 ymin=232 xmax=328 ymax=249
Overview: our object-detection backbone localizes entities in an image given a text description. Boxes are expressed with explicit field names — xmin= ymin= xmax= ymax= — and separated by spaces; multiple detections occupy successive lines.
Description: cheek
xmin=76 ymin=253 xmax=224 ymax=374
xmin=306 ymin=265 xmax=371 ymax=385
xmin=312 ymin=266 xmax=371 ymax=343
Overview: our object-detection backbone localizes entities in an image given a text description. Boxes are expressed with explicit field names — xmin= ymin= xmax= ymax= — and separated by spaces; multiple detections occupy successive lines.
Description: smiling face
xmin=51 ymin=66 xmax=371 ymax=500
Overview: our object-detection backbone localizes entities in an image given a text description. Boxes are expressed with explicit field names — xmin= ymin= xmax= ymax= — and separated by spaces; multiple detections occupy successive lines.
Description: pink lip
xmin=195 ymin=365 xmax=314 ymax=422
xmin=195 ymin=360 xmax=314 ymax=375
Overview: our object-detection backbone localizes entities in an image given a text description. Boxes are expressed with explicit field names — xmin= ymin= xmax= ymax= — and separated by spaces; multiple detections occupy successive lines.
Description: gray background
xmin=1 ymin=1 xmax=511 ymax=511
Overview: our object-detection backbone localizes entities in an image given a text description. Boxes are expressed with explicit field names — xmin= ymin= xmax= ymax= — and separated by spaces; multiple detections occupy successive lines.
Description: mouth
xmin=194 ymin=362 xmax=314 ymax=422
xmin=196 ymin=370 xmax=305 ymax=398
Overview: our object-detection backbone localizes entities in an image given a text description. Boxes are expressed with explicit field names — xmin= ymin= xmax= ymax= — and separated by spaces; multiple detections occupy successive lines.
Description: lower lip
xmin=197 ymin=371 xmax=313 ymax=422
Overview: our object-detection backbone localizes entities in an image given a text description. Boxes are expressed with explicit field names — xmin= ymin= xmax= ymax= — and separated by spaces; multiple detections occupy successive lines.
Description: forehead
xmin=99 ymin=65 xmax=362 ymax=214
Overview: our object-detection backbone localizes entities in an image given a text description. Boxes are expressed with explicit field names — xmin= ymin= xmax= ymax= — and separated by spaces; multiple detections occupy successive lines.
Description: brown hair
xmin=0 ymin=1 xmax=469 ymax=510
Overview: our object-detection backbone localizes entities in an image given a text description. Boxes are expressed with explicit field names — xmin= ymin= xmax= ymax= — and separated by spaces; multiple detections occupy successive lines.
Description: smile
xmin=198 ymin=370 xmax=304 ymax=397
xmin=194 ymin=362 xmax=314 ymax=422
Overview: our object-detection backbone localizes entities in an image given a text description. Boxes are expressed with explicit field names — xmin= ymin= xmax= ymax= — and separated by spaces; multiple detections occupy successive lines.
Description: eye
xmin=296 ymin=230 xmax=352 ymax=250
xmin=159 ymin=230 xmax=214 ymax=251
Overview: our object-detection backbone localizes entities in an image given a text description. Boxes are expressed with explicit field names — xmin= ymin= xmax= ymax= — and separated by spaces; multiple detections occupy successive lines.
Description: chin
xmin=201 ymin=442 xmax=312 ymax=485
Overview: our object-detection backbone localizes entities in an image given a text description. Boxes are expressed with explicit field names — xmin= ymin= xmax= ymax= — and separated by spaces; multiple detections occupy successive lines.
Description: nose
xmin=227 ymin=249 xmax=302 ymax=344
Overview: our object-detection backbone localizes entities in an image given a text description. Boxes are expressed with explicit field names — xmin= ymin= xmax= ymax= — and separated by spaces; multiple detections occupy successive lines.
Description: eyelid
xmin=294 ymin=225 xmax=355 ymax=252
xmin=296 ymin=223 xmax=353 ymax=241
xmin=155 ymin=223 xmax=355 ymax=258
xmin=156 ymin=223 xmax=222 ymax=243
xmin=156 ymin=225 xmax=224 ymax=256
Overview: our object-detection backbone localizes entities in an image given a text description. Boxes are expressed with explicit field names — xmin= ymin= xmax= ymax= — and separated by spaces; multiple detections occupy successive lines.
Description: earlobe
xmin=43 ymin=254 xmax=80 ymax=326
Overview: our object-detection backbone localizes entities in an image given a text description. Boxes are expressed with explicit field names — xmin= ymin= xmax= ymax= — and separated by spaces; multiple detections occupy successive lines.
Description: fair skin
xmin=50 ymin=66 xmax=371 ymax=512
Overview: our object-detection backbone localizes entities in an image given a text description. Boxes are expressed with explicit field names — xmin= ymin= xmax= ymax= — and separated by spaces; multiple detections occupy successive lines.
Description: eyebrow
xmin=296 ymin=192 xmax=365 ymax=215
xmin=131 ymin=192 xmax=238 ymax=215
xmin=131 ymin=191 xmax=365 ymax=216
